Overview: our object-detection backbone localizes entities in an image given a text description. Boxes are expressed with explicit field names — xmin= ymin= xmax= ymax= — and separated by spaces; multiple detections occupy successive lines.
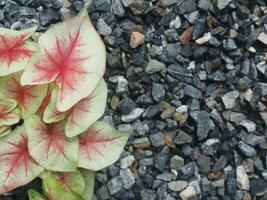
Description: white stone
xmin=236 ymin=165 xmax=250 ymax=190
xmin=176 ymin=105 xmax=188 ymax=113
xmin=121 ymin=108 xmax=144 ymax=122
xmin=120 ymin=155 xmax=135 ymax=169
xmin=169 ymin=16 xmax=181 ymax=29
xmin=195 ymin=32 xmax=212 ymax=44
xmin=168 ymin=181 xmax=188 ymax=192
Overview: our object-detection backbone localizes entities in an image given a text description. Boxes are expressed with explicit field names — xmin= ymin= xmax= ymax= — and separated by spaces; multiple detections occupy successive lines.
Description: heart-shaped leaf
xmin=43 ymin=79 xmax=107 ymax=137
xmin=0 ymin=72 xmax=47 ymax=117
xmin=25 ymin=117 xmax=79 ymax=172
xmin=78 ymin=121 xmax=130 ymax=171
xmin=0 ymin=27 xmax=37 ymax=76
xmin=0 ymin=98 xmax=20 ymax=127
xmin=80 ymin=169 xmax=95 ymax=200
xmin=0 ymin=125 xmax=44 ymax=194
xmin=21 ymin=9 xmax=106 ymax=112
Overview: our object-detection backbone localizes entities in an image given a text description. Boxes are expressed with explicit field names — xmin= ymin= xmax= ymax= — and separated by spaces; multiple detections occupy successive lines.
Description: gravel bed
xmin=1 ymin=0 xmax=267 ymax=199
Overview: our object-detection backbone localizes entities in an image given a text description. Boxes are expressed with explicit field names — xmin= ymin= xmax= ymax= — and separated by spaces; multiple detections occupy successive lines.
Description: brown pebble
xmin=179 ymin=26 xmax=194 ymax=44
xmin=130 ymin=31 xmax=145 ymax=48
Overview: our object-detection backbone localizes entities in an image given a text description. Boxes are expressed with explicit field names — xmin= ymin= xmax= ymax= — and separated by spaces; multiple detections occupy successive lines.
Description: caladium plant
xmin=0 ymin=8 xmax=130 ymax=200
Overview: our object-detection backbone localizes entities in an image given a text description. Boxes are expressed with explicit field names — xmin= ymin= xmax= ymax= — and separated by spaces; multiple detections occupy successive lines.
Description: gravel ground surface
xmin=1 ymin=0 xmax=267 ymax=199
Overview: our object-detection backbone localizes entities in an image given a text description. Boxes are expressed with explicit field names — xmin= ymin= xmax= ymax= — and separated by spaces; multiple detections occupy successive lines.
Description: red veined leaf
xmin=0 ymin=125 xmax=44 ymax=194
xmin=43 ymin=79 xmax=107 ymax=137
xmin=78 ymin=121 xmax=130 ymax=171
xmin=21 ymin=9 xmax=106 ymax=112
xmin=80 ymin=169 xmax=95 ymax=200
xmin=25 ymin=116 xmax=79 ymax=172
xmin=40 ymin=170 xmax=85 ymax=196
xmin=0 ymin=27 xmax=37 ymax=76
xmin=0 ymin=99 xmax=20 ymax=127
xmin=0 ymin=72 xmax=48 ymax=117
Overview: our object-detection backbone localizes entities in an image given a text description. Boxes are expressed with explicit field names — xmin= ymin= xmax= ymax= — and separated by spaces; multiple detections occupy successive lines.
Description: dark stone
xmin=117 ymin=96 xmax=136 ymax=115
xmin=184 ymin=85 xmax=202 ymax=99
xmin=39 ymin=8 xmax=60 ymax=26
xmin=197 ymin=111 xmax=210 ymax=140
xmin=176 ymin=0 xmax=197 ymax=14
xmin=250 ymin=179 xmax=267 ymax=196
xmin=88 ymin=0 xmax=110 ymax=12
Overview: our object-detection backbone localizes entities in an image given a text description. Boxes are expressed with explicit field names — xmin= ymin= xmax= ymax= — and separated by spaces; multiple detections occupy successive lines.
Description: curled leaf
xmin=0 ymin=27 xmax=37 ymax=76
xmin=0 ymin=72 xmax=47 ymax=117
xmin=0 ymin=99 xmax=20 ymax=127
xmin=0 ymin=125 xmax=44 ymax=194
xmin=25 ymin=116 xmax=79 ymax=172
xmin=21 ymin=9 xmax=106 ymax=112
xmin=44 ymin=79 xmax=107 ymax=137
xmin=78 ymin=121 xmax=130 ymax=171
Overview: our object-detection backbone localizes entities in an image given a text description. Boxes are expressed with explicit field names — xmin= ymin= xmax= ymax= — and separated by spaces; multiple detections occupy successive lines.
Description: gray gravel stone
xmin=174 ymin=130 xmax=192 ymax=144
xmin=238 ymin=141 xmax=257 ymax=157
xmin=145 ymin=59 xmax=166 ymax=74
xmin=119 ymin=168 xmax=135 ymax=189
xmin=217 ymin=0 xmax=232 ymax=9
xmin=107 ymin=176 xmax=123 ymax=195
xmin=111 ymin=0 xmax=125 ymax=16
xmin=197 ymin=111 xmax=210 ymax=140
xmin=149 ymin=133 xmax=165 ymax=147
xmin=97 ymin=18 xmax=112 ymax=36
xmin=221 ymin=90 xmax=239 ymax=109
xmin=201 ymin=138 xmax=220 ymax=155
xmin=184 ymin=85 xmax=202 ymax=99
xmin=140 ymin=189 xmax=157 ymax=200
xmin=152 ymin=82 xmax=165 ymax=102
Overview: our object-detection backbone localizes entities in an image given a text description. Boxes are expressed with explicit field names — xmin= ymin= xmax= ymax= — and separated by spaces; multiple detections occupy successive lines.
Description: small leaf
xmin=44 ymin=79 xmax=108 ymax=137
xmin=25 ymin=116 xmax=79 ymax=172
xmin=28 ymin=189 xmax=46 ymax=200
xmin=43 ymin=87 xmax=67 ymax=123
xmin=78 ymin=121 xmax=130 ymax=171
xmin=0 ymin=26 xmax=37 ymax=76
xmin=40 ymin=171 xmax=85 ymax=196
xmin=21 ymin=9 xmax=106 ymax=112
xmin=80 ymin=169 xmax=95 ymax=200
xmin=0 ymin=125 xmax=44 ymax=194
xmin=42 ymin=176 xmax=82 ymax=200
xmin=0 ymin=72 xmax=47 ymax=117
xmin=0 ymin=99 xmax=20 ymax=127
